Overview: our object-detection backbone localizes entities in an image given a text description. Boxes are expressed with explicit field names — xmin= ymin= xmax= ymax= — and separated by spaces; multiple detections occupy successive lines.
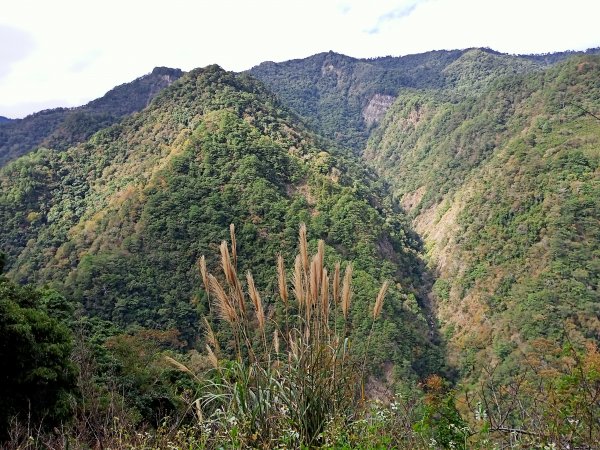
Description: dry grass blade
xmin=229 ymin=223 xmax=237 ymax=268
xmin=293 ymin=254 xmax=305 ymax=307
xmin=209 ymin=274 xmax=237 ymax=324
xmin=199 ymin=255 xmax=209 ymax=296
xmin=310 ymin=255 xmax=319 ymax=307
xmin=220 ymin=240 xmax=246 ymax=317
xmin=277 ymin=254 xmax=289 ymax=306
xmin=333 ymin=262 xmax=341 ymax=304
xmin=164 ymin=355 xmax=200 ymax=382
xmin=299 ymin=223 xmax=309 ymax=273
xmin=194 ymin=398 xmax=203 ymax=422
xmin=220 ymin=241 xmax=234 ymax=286
xmin=246 ymin=271 xmax=265 ymax=331
xmin=233 ymin=280 xmax=246 ymax=317
xmin=317 ymin=240 xmax=325 ymax=287
xmin=273 ymin=329 xmax=280 ymax=354
xmin=206 ymin=344 xmax=219 ymax=369
xmin=289 ymin=333 xmax=299 ymax=360
xmin=341 ymin=263 xmax=353 ymax=320
xmin=321 ymin=268 xmax=330 ymax=324
xmin=202 ymin=317 xmax=219 ymax=352
xmin=373 ymin=281 xmax=389 ymax=319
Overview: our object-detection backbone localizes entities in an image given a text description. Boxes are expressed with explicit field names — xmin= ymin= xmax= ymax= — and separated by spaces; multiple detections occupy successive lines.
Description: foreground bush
xmin=165 ymin=223 xmax=390 ymax=448
xmin=0 ymin=256 xmax=77 ymax=441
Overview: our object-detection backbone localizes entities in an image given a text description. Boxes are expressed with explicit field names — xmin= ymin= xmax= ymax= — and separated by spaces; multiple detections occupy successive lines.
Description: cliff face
xmin=362 ymin=94 xmax=396 ymax=127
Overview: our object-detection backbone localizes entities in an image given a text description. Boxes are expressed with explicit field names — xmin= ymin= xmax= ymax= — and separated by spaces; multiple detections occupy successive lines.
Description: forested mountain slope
xmin=248 ymin=48 xmax=599 ymax=152
xmin=249 ymin=49 xmax=463 ymax=149
xmin=0 ymin=65 xmax=443 ymax=380
xmin=0 ymin=67 xmax=183 ymax=167
xmin=364 ymin=56 xmax=600 ymax=380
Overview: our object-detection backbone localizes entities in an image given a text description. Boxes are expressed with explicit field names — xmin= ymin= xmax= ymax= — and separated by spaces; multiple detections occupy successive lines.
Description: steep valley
xmin=365 ymin=56 xmax=600 ymax=380
xmin=251 ymin=48 xmax=600 ymax=383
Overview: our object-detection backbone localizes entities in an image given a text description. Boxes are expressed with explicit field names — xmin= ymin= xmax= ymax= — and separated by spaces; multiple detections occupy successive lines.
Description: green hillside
xmin=249 ymin=48 xmax=600 ymax=153
xmin=2 ymin=48 xmax=600 ymax=448
xmin=248 ymin=48 xmax=554 ymax=151
xmin=0 ymin=67 xmax=183 ymax=167
xmin=249 ymin=49 xmax=459 ymax=150
xmin=0 ymin=65 xmax=442 ymax=381
xmin=364 ymin=55 xmax=600 ymax=380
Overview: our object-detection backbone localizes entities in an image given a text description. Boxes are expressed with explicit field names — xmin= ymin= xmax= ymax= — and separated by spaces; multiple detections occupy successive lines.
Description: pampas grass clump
xmin=168 ymin=223 xmax=389 ymax=448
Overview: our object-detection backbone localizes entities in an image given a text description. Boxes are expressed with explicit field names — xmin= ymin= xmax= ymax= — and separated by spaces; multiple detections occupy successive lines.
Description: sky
xmin=1 ymin=0 xmax=599 ymax=118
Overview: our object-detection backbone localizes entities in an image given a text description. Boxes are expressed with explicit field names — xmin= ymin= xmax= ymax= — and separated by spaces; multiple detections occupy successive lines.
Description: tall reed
xmin=170 ymin=224 xmax=389 ymax=447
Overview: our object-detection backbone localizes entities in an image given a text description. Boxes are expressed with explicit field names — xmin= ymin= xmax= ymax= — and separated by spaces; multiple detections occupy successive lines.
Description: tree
xmin=0 ymin=256 xmax=77 ymax=440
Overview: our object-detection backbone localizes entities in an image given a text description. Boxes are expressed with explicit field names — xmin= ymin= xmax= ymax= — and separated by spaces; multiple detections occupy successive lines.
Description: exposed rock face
xmin=400 ymin=186 xmax=426 ymax=213
xmin=362 ymin=94 xmax=395 ymax=127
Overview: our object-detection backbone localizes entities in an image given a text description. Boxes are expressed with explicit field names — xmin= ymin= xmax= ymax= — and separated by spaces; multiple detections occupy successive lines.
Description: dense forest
xmin=364 ymin=55 xmax=600 ymax=383
xmin=1 ymin=48 xmax=599 ymax=448
xmin=248 ymin=47 xmax=600 ymax=151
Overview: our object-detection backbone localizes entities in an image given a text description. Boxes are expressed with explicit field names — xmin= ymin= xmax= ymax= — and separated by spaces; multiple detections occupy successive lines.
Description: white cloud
xmin=0 ymin=24 xmax=35 ymax=78
xmin=0 ymin=0 xmax=599 ymax=117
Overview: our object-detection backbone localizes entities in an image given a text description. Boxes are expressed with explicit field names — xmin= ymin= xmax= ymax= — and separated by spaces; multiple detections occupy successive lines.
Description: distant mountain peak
xmin=150 ymin=66 xmax=183 ymax=76
xmin=0 ymin=67 xmax=184 ymax=167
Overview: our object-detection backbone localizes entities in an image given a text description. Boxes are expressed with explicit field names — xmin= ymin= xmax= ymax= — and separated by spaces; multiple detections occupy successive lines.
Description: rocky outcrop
xmin=362 ymin=94 xmax=395 ymax=127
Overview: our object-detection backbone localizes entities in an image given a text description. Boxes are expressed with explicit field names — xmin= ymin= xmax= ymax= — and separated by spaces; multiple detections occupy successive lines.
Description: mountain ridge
xmin=0 ymin=67 xmax=183 ymax=167
xmin=3 ymin=46 xmax=597 ymax=167
xmin=248 ymin=46 xmax=600 ymax=151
